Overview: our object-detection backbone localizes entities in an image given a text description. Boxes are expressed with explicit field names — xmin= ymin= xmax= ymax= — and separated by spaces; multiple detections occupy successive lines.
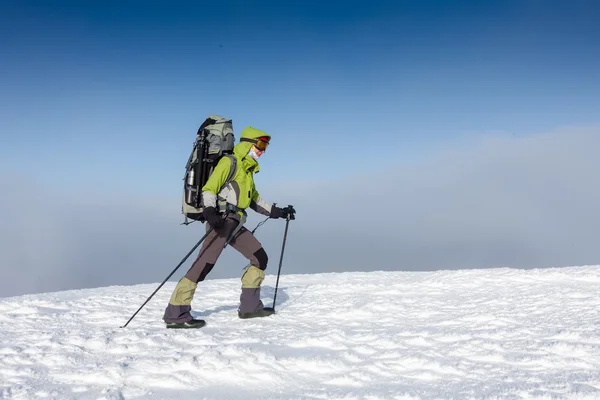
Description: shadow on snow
xmin=191 ymin=285 xmax=290 ymax=318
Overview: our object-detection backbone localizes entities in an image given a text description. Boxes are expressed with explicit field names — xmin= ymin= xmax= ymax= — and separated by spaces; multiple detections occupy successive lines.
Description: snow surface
xmin=1 ymin=266 xmax=600 ymax=400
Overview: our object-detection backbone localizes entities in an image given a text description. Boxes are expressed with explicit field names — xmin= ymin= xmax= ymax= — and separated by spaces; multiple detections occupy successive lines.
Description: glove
xmin=202 ymin=206 xmax=224 ymax=229
xmin=269 ymin=206 xmax=284 ymax=219
xmin=270 ymin=205 xmax=296 ymax=220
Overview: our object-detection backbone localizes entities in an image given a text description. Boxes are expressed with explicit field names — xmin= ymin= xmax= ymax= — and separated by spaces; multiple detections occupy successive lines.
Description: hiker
xmin=163 ymin=126 xmax=296 ymax=328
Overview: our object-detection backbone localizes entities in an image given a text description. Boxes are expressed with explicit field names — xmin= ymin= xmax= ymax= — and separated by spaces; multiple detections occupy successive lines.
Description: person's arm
xmin=251 ymin=187 xmax=296 ymax=220
xmin=249 ymin=187 xmax=273 ymax=216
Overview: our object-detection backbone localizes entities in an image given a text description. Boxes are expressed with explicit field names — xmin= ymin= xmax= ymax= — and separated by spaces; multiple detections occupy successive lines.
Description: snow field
xmin=1 ymin=266 xmax=599 ymax=399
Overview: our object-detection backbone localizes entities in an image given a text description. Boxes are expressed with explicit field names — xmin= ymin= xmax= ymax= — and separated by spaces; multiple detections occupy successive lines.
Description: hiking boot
xmin=165 ymin=319 xmax=206 ymax=329
xmin=238 ymin=307 xmax=275 ymax=319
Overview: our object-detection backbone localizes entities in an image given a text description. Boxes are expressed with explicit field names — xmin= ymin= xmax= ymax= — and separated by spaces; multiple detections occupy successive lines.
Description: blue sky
xmin=1 ymin=1 xmax=600 ymax=297
xmin=2 ymin=0 xmax=598 ymax=191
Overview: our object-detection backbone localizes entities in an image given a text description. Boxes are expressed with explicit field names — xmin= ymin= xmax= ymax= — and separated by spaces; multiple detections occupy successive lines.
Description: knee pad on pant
xmin=253 ymin=248 xmax=268 ymax=270
xmin=197 ymin=263 xmax=215 ymax=282
xmin=241 ymin=265 xmax=265 ymax=288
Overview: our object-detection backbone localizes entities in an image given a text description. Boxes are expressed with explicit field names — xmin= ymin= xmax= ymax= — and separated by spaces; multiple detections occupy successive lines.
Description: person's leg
xmin=163 ymin=215 xmax=239 ymax=324
xmin=228 ymin=226 xmax=273 ymax=317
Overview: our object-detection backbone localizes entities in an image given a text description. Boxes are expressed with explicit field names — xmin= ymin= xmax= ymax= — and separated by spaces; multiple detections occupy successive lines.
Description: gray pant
xmin=163 ymin=213 xmax=269 ymax=323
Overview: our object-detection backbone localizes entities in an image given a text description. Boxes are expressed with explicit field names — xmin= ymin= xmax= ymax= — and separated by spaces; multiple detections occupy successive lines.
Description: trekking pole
xmin=272 ymin=210 xmax=293 ymax=311
xmin=120 ymin=226 xmax=214 ymax=328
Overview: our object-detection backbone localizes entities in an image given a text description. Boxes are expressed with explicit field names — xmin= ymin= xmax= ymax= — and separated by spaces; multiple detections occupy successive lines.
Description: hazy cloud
xmin=2 ymin=126 xmax=600 ymax=298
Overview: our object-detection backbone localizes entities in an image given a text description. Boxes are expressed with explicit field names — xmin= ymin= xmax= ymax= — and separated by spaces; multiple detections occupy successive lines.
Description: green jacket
xmin=201 ymin=126 xmax=273 ymax=216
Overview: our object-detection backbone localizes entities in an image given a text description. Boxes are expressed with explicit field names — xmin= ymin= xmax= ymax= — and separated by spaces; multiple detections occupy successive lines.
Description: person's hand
xmin=202 ymin=206 xmax=224 ymax=229
xmin=270 ymin=205 xmax=296 ymax=220
xmin=269 ymin=206 xmax=285 ymax=219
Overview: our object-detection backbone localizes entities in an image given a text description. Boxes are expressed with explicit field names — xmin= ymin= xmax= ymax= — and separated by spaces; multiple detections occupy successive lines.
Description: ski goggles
xmin=255 ymin=137 xmax=270 ymax=151
xmin=242 ymin=136 xmax=270 ymax=151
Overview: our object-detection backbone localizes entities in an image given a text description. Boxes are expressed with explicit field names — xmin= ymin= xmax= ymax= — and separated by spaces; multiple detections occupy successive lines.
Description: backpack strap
xmin=219 ymin=154 xmax=246 ymax=247
xmin=216 ymin=154 xmax=240 ymax=215
xmin=223 ymin=154 xmax=237 ymax=186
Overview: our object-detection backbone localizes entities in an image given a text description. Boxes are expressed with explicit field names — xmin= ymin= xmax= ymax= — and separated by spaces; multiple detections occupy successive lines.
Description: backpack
xmin=182 ymin=115 xmax=237 ymax=224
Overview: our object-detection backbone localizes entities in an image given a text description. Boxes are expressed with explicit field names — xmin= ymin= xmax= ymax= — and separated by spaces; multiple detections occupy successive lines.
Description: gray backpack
xmin=182 ymin=115 xmax=237 ymax=224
